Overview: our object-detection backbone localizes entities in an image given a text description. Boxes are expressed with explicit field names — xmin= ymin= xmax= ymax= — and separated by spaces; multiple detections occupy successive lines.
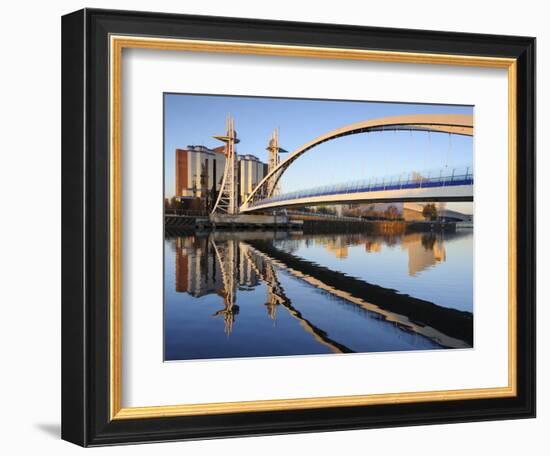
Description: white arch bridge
xmin=212 ymin=114 xmax=474 ymax=215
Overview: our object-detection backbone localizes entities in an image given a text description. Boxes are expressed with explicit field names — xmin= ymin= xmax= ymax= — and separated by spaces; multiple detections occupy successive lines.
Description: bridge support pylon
xmin=266 ymin=128 xmax=288 ymax=198
xmin=211 ymin=115 xmax=240 ymax=216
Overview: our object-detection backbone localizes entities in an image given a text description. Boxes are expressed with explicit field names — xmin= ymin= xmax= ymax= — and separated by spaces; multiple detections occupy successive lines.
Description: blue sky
xmin=164 ymin=94 xmax=473 ymax=211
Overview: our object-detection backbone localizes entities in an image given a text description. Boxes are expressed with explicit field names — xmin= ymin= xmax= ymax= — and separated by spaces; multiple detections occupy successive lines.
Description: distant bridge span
xmin=240 ymin=114 xmax=473 ymax=211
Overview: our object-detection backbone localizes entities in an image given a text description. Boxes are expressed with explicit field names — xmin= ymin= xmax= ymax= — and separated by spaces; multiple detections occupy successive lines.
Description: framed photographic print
xmin=61 ymin=8 xmax=535 ymax=447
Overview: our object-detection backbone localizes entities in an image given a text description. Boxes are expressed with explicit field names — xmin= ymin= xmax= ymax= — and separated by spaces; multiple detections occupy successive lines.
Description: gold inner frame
xmin=109 ymin=35 xmax=517 ymax=420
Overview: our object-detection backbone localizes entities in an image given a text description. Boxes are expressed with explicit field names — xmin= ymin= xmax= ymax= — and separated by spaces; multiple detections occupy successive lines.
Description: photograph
xmin=56 ymin=5 xmax=536 ymax=448
xmin=163 ymin=94 xmax=475 ymax=361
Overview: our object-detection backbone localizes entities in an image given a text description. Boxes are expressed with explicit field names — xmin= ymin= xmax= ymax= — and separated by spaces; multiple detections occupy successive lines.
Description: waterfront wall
xmin=165 ymin=213 xmax=303 ymax=234
xmin=165 ymin=214 xmax=459 ymax=235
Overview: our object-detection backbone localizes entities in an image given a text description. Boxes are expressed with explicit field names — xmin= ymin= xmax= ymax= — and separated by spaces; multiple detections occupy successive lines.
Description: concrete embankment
xmin=164 ymin=213 xmax=303 ymax=234
xmin=165 ymin=214 xmax=460 ymax=235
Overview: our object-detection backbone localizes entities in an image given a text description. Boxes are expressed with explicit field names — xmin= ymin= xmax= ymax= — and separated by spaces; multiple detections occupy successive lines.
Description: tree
xmin=316 ymin=206 xmax=336 ymax=215
xmin=422 ymin=203 xmax=438 ymax=221
xmin=421 ymin=233 xmax=437 ymax=250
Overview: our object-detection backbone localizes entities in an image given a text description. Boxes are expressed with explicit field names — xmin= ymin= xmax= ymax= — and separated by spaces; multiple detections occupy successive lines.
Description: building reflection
xmin=175 ymin=235 xmax=260 ymax=296
xmin=175 ymin=232 xmax=450 ymax=308
xmin=169 ymin=230 xmax=471 ymax=348
xmin=175 ymin=236 xmax=223 ymax=296
xmin=364 ymin=240 xmax=382 ymax=253
xmin=173 ymin=233 xmax=351 ymax=341
xmin=401 ymin=233 xmax=446 ymax=276
xmin=314 ymin=232 xmax=447 ymax=276
xmin=325 ymin=238 xmax=349 ymax=259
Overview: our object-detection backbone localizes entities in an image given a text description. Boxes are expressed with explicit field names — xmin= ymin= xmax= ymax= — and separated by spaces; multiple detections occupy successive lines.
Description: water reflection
xmin=165 ymin=230 xmax=473 ymax=361
xmin=313 ymin=232 xmax=447 ymax=276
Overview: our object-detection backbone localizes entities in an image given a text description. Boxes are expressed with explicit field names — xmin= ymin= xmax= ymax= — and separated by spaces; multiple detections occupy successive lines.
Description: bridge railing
xmin=249 ymin=166 xmax=473 ymax=207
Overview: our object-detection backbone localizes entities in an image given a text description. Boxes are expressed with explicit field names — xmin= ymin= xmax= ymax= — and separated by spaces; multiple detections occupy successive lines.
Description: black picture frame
xmin=62 ymin=8 xmax=535 ymax=447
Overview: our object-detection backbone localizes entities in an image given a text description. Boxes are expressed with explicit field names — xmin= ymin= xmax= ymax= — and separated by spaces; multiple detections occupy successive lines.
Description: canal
xmin=164 ymin=229 xmax=473 ymax=361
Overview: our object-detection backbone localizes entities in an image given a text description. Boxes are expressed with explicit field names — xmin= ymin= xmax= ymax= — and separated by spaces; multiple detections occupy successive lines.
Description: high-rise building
xmin=175 ymin=145 xmax=226 ymax=212
xmin=175 ymin=147 xmax=268 ymax=213
xmin=238 ymin=154 xmax=267 ymax=205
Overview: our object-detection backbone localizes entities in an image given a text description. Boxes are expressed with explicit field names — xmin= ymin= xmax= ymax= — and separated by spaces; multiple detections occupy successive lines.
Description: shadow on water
xmin=245 ymin=238 xmax=473 ymax=347
xmin=240 ymin=244 xmax=354 ymax=353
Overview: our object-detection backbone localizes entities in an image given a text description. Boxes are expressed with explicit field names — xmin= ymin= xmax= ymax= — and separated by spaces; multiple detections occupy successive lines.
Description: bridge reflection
xmin=171 ymin=230 xmax=473 ymax=349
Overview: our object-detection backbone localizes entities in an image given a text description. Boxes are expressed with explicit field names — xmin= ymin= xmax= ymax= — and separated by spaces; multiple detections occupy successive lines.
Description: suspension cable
xmin=446 ymin=132 xmax=452 ymax=169
xmin=425 ymin=130 xmax=431 ymax=172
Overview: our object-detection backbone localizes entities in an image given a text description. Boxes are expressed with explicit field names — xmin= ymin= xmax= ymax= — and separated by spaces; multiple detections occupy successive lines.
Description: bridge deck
xmin=243 ymin=170 xmax=473 ymax=213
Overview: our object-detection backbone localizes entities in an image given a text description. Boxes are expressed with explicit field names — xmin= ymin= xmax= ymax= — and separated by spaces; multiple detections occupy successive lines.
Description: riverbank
xmin=301 ymin=219 xmax=458 ymax=235
xmin=165 ymin=214 xmax=463 ymax=235
xmin=165 ymin=213 xmax=303 ymax=233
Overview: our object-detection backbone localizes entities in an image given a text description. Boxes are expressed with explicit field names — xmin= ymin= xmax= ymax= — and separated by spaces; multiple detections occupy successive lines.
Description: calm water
xmin=164 ymin=229 xmax=473 ymax=361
